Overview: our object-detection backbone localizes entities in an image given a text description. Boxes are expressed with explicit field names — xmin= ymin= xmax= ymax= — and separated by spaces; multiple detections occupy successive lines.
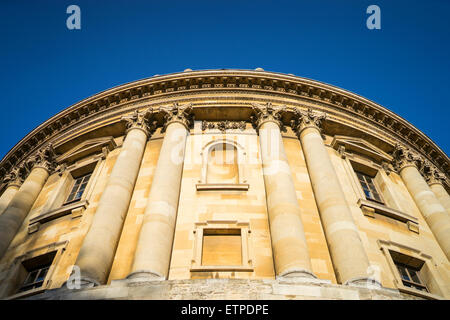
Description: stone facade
xmin=0 ymin=69 xmax=449 ymax=300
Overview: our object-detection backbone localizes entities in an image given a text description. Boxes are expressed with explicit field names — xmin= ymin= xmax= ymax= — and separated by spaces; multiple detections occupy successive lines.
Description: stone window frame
xmin=2 ymin=241 xmax=68 ymax=299
xmin=27 ymin=150 xmax=106 ymax=234
xmin=190 ymin=220 xmax=254 ymax=272
xmin=378 ymin=239 xmax=446 ymax=300
xmin=341 ymin=151 xmax=420 ymax=233
xmin=196 ymin=138 xmax=249 ymax=191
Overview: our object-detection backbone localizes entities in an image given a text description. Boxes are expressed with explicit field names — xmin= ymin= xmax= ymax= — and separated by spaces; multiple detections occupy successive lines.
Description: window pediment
xmin=331 ymin=135 xmax=393 ymax=163
xmin=56 ymin=136 xmax=116 ymax=165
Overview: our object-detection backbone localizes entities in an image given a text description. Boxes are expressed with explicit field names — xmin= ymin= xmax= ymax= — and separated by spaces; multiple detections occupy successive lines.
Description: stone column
xmin=251 ymin=103 xmax=314 ymax=278
xmin=128 ymin=103 xmax=192 ymax=280
xmin=392 ymin=145 xmax=450 ymax=260
xmin=0 ymin=167 xmax=23 ymax=215
xmin=75 ymin=109 xmax=156 ymax=286
xmin=293 ymin=108 xmax=371 ymax=285
xmin=0 ymin=145 xmax=56 ymax=259
xmin=424 ymin=165 xmax=450 ymax=216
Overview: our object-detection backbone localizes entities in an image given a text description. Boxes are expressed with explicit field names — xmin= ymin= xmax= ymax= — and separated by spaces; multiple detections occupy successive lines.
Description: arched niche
xmin=196 ymin=139 xmax=249 ymax=191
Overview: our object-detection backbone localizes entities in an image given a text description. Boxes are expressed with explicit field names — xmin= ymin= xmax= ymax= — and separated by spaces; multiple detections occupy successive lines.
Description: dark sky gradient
xmin=0 ymin=0 xmax=449 ymax=159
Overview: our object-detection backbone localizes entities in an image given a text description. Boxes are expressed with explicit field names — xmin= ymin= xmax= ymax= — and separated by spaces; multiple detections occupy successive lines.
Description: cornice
xmin=0 ymin=69 xmax=448 ymax=184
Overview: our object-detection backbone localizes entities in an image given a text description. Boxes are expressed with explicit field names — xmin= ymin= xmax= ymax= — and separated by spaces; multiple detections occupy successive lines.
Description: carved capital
xmin=422 ymin=163 xmax=446 ymax=186
xmin=160 ymin=103 xmax=193 ymax=131
xmin=121 ymin=108 xmax=157 ymax=137
xmin=250 ymin=102 xmax=286 ymax=130
xmin=27 ymin=144 xmax=57 ymax=174
xmin=1 ymin=165 xmax=26 ymax=188
xmin=291 ymin=107 xmax=326 ymax=136
xmin=391 ymin=143 xmax=424 ymax=172
xmin=381 ymin=161 xmax=394 ymax=176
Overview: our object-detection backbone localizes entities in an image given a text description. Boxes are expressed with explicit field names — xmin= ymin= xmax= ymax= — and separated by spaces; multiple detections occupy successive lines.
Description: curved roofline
xmin=1 ymin=69 xmax=448 ymax=180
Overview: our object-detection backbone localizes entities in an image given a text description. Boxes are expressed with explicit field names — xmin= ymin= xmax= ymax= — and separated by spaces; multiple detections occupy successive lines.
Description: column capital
xmin=160 ymin=102 xmax=194 ymax=132
xmin=422 ymin=163 xmax=447 ymax=187
xmin=250 ymin=102 xmax=286 ymax=130
xmin=391 ymin=143 xmax=424 ymax=172
xmin=26 ymin=144 xmax=57 ymax=174
xmin=1 ymin=166 xmax=25 ymax=189
xmin=291 ymin=107 xmax=326 ymax=136
xmin=121 ymin=108 xmax=157 ymax=137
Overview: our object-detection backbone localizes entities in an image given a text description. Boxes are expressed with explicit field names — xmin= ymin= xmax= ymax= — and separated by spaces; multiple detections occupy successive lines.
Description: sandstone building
xmin=0 ymin=69 xmax=449 ymax=300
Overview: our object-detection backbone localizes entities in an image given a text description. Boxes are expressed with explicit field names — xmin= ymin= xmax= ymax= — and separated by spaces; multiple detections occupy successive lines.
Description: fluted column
xmin=0 ymin=167 xmax=23 ymax=215
xmin=75 ymin=109 xmax=156 ymax=286
xmin=293 ymin=108 xmax=371 ymax=285
xmin=424 ymin=165 xmax=450 ymax=216
xmin=392 ymin=145 xmax=450 ymax=260
xmin=0 ymin=145 xmax=56 ymax=259
xmin=251 ymin=103 xmax=314 ymax=278
xmin=128 ymin=103 xmax=192 ymax=280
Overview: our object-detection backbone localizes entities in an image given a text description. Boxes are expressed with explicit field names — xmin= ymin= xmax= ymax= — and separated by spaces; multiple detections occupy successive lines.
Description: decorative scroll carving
xmin=250 ymin=102 xmax=286 ymax=130
xmin=160 ymin=102 xmax=194 ymax=131
xmin=422 ymin=163 xmax=446 ymax=186
xmin=121 ymin=108 xmax=157 ymax=137
xmin=291 ymin=107 xmax=326 ymax=136
xmin=381 ymin=161 xmax=393 ymax=176
xmin=21 ymin=144 xmax=58 ymax=175
xmin=391 ymin=143 xmax=424 ymax=172
xmin=1 ymin=165 xmax=26 ymax=188
xmin=201 ymin=120 xmax=246 ymax=132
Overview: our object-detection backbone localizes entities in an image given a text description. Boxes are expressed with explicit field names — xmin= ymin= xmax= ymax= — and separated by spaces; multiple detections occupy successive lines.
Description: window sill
xmin=196 ymin=183 xmax=249 ymax=191
xmin=6 ymin=286 xmax=47 ymax=300
xmin=28 ymin=200 xmax=89 ymax=234
xmin=357 ymin=198 xmax=419 ymax=233
xmin=397 ymin=285 xmax=443 ymax=300
xmin=190 ymin=265 xmax=254 ymax=272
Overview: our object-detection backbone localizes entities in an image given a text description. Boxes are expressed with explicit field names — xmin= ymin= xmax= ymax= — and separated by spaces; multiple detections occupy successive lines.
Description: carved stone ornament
xmin=160 ymin=102 xmax=194 ymax=131
xmin=250 ymin=102 xmax=287 ymax=130
xmin=201 ymin=120 xmax=246 ymax=132
xmin=391 ymin=143 xmax=424 ymax=172
xmin=121 ymin=108 xmax=157 ymax=137
xmin=291 ymin=107 xmax=327 ymax=136
xmin=26 ymin=144 xmax=57 ymax=174
xmin=422 ymin=163 xmax=446 ymax=186
xmin=381 ymin=161 xmax=394 ymax=176
xmin=1 ymin=165 xmax=26 ymax=188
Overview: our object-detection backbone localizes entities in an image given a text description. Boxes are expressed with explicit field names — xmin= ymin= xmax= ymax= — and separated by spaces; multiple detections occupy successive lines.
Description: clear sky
xmin=0 ymin=0 xmax=449 ymax=159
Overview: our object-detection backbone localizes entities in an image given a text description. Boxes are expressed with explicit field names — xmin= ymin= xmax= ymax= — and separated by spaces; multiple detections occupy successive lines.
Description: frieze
xmin=201 ymin=120 xmax=246 ymax=132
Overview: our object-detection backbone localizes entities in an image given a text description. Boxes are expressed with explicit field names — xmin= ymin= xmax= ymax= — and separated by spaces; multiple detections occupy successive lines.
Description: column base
xmin=344 ymin=277 xmax=382 ymax=289
xmin=277 ymin=268 xmax=317 ymax=279
xmin=126 ymin=270 xmax=165 ymax=281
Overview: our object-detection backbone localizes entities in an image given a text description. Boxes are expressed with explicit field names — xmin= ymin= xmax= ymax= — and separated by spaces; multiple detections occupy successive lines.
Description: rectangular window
xmin=201 ymin=229 xmax=242 ymax=266
xmin=18 ymin=251 xmax=56 ymax=293
xmin=394 ymin=262 xmax=428 ymax=292
xmin=64 ymin=173 xmax=91 ymax=204
xmin=355 ymin=171 xmax=383 ymax=203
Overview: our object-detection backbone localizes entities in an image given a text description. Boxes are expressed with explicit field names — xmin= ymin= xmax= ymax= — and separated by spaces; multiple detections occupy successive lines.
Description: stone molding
xmin=160 ymin=102 xmax=194 ymax=131
xmin=0 ymin=70 xmax=448 ymax=186
xmin=250 ymin=102 xmax=286 ymax=130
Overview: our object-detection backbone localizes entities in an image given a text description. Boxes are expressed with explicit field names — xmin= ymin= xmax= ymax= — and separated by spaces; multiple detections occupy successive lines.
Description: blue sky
xmin=0 ymin=0 xmax=449 ymax=159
